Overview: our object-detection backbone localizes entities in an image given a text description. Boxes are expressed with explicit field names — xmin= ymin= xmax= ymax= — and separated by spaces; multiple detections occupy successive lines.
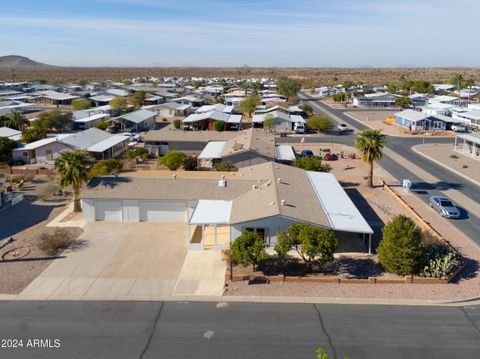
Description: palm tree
xmin=354 ymin=130 xmax=385 ymax=187
xmin=240 ymin=81 xmax=251 ymax=97
xmin=450 ymin=73 xmax=465 ymax=95
xmin=7 ymin=110 xmax=30 ymax=130
xmin=55 ymin=150 xmax=94 ymax=212
xmin=251 ymin=82 xmax=263 ymax=96
xmin=465 ymin=79 xmax=475 ymax=103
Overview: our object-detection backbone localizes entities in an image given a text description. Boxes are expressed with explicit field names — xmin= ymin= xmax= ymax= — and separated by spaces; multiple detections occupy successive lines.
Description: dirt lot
xmin=2 ymin=67 xmax=480 ymax=84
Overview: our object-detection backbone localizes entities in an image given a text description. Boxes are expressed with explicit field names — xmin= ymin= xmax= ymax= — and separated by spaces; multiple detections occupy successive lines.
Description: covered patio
xmin=455 ymin=133 xmax=480 ymax=160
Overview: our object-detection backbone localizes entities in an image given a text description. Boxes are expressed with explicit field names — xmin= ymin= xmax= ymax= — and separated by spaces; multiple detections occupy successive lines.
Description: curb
xmin=412 ymin=145 xmax=480 ymax=188
xmin=4 ymin=294 xmax=480 ymax=307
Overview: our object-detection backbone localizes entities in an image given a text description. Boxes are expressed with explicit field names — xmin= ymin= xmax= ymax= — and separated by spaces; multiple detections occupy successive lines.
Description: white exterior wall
xmin=82 ymin=199 xmax=95 ymax=220
xmin=230 ymin=216 xmax=297 ymax=246
xmin=122 ymin=200 xmax=140 ymax=221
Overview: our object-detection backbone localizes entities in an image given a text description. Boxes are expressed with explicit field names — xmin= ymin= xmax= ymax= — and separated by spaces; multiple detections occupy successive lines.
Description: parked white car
xmin=337 ymin=123 xmax=350 ymax=132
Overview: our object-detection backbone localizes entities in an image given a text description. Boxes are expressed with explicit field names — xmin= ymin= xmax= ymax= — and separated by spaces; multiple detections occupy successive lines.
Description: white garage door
xmin=139 ymin=201 xmax=186 ymax=222
xmin=95 ymin=201 xmax=122 ymax=221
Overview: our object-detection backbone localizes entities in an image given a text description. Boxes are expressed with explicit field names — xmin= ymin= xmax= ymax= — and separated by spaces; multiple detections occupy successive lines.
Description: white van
xmin=294 ymin=122 xmax=305 ymax=134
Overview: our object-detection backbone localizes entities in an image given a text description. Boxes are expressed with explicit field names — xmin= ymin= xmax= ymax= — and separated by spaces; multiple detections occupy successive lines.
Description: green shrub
xmin=230 ymin=231 xmax=268 ymax=271
xmin=421 ymin=243 xmax=464 ymax=279
xmin=124 ymin=148 xmax=149 ymax=160
xmin=377 ymin=215 xmax=424 ymax=275
xmin=213 ymin=161 xmax=238 ymax=172
xmin=38 ymin=183 xmax=61 ymax=201
xmin=89 ymin=159 xmax=123 ymax=177
xmin=293 ymin=157 xmax=331 ymax=172
xmin=306 ymin=115 xmax=333 ymax=132
xmin=214 ymin=120 xmax=225 ymax=132
xmin=159 ymin=151 xmax=187 ymax=170
xmin=173 ymin=119 xmax=181 ymax=129
xmin=94 ymin=120 xmax=110 ymax=130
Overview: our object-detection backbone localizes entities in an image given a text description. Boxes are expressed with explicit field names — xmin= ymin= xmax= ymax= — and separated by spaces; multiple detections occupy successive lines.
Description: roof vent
xmin=173 ymin=174 xmax=177 ymax=179
xmin=218 ymin=179 xmax=227 ymax=187
xmin=281 ymin=199 xmax=286 ymax=206
xmin=252 ymin=185 xmax=258 ymax=190
xmin=277 ymin=178 xmax=282 ymax=184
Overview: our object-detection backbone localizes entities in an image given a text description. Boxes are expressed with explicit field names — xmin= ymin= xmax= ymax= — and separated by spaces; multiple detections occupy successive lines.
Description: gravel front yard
xmin=0 ymin=203 xmax=83 ymax=294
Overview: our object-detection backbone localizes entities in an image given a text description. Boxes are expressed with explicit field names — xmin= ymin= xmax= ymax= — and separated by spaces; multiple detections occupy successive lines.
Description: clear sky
xmin=1 ymin=0 xmax=479 ymax=67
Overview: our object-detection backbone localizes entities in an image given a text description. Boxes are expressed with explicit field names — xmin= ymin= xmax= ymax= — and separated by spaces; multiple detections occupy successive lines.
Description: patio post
xmin=368 ymin=234 xmax=372 ymax=255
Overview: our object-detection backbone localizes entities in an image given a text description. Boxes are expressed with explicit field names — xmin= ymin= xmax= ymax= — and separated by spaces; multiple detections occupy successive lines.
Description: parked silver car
xmin=429 ymin=196 xmax=460 ymax=218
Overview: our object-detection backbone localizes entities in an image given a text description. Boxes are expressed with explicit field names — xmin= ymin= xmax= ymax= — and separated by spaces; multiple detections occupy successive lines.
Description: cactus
xmin=421 ymin=252 xmax=463 ymax=279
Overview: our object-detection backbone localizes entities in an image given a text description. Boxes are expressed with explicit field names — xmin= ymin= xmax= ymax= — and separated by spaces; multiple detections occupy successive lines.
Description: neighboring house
xmin=394 ymin=109 xmax=468 ymax=132
xmin=0 ymin=127 xmax=22 ymax=143
xmin=409 ymin=93 xmax=427 ymax=107
xmin=81 ymin=162 xmax=374 ymax=252
xmin=429 ymin=95 xmax=468 ymax=107
xmin=31 ymin=90 xmax=79 ymax=106
xmin=144 ymin=128 xmax=240 ymax=156
xmin=433 ymin=84 xmax=456 ymax=94
xmin=0 ymin=100 xmax=33 ymax=116
xmin=171 ymin=96 xmax=204 ymax=108
xmin=197 ymin=129 xmax=294 ymax=169
xmin=118 ymin=109 xmax=156 ymax=131
xmin=454 ymin=133 xmax=480 ymax=160
xmin=352 ymin=92 xmax=399 ymax=107
xmin=252 ymin=111 xmax=304 ymax=131
xmin=104 ymin=88 xmax=129 ymax=97
xmin=452 ymin=110 xmax=480 ymax=128
xmin=148 ymin=102 xmax=192 ymax=117
xmin=89 ymin=94 xmax=115 ymax=107
xmin=182 ymin=111 xmax=243 ymax=131
xmin=73 ymin=113 xmax=110 ymax=130
xmin=420 ymin=101 xmax=455 ymax=116
xmin=12 ymin=128 xmax=129 ymax=164
xmin=316 ymin=86 xmax=337 ymax=97
xmin=195 ymin=104 xmax=234 ymax=114
xmin=144 ymin=95 xmax=163 ymax=106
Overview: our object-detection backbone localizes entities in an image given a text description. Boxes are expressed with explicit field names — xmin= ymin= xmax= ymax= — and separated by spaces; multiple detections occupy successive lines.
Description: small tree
xmin=275 ymin=224 xmax=336 ymax=272
xmin=333 ymin=92 xmax=346 ymax=102
xmin=293 ymin=157 xmax=331 ymax=172
xmin=230 ymin=231 xmax=268 ymax=271
xmin=239 ymin=95 xmax=260 ymax=118
xmin=125 ymin=148 xmax=149 ymax=161
xmin=277 ymin=77 xmax=302 ymax=98
xmin=110 ymin=97 xmax=128 ymax=112
xmin=0 ymin=137 xmax=17 ymax=163
xmin=22 ymin=127 xmax=47 ymax=143
xmin=173 ymin=119 xmax=181 ymax=129
xmin=128 ymin=91 xmax=146 ymax=109
xmin=377 ymin=215 xmax=424 ymax=275
xmin=72 ymin=99 xmax=92 ymax=110
xmin=94 ymin=119 xmax=110 ymax=130
xmin=89 ymin=159 xmax=123 ymax=178
xmin=159 ymin=151 xmax=187 ymax=170
xmin=183 ymin=154 xmax=198 ymax=171
xmin=213 ymin=161 xmax=238 ymax=172
xmin=214 ymin=120 xmax=225 ymax=132
xmin=263 ymin=114 xmax=275 ymax=132
xmin=306 ymin=115 xmax=333 ymax=132
xmin=299 ymin=104 xmax=313 ymax=116
xmin=395 ymin=96 xmax=412 ymax=108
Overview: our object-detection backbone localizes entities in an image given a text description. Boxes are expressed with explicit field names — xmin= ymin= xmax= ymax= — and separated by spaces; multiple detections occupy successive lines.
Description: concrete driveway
xmin=19 ymin=222 xmax=192 ymax=300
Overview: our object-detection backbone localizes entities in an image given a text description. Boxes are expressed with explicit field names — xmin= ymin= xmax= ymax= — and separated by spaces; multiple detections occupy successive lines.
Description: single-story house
xmin=144 ymin=95 xmax=163 ymax=106
xmin=104 ymin=88 xmax=129 ymax=97
xmin=118 ymin=109 xmax=156 ymax=131
xmin=195 ymin=104 xmax=234 ymax=114
xmin=452 ymin=110 xmax=480 ymax=128
xmin=197 ymin=128 xmax=294 ymax=169
xmin=0 ymin=126 xmax=22 ymax=143
xmin=144 ymin=128 xmax=240 ymax=156
xmin=12 ymin=128 xmax=129 ymax=164
xmin=429 ymin=96 xmax=468 ymax=107
xmin=316 ymin=86 xmax=337 ymax=97
xmin=252 ymin=111 xmax=304 ymax=131
xmin=433 ymin=84 xmax=456 ymax=94
xmin=420 ymin=102 xmax=455 ymax=116
xmin=147 ymin=102 xmax=191 ymax=117
xmin=352 ymin=92 xmax=399 ymax=107
xmin=409 ymin=93 xmax=427 ymax=107
xmin=454 ymin=133 xmax=480 ymax=160
xmin=73 ymin=113 xmax=110 ymax=130
xmin=182 ymin=111 xmax=243 ymax=131
xmin=171 ymin=96 xmax=204 ymax=108
xmin=31 ymin=90 xmax=79 ymax=106
xmin=81 ymin=162 xmax=374 ymax=252
xmin=394 ymin=109 xmax=468 ymax=132
xmin=89 ymin=95 xmax=115 ymax=107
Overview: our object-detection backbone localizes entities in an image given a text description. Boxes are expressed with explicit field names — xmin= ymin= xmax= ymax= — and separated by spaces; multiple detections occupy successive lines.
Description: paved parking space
xmin=18 ymin=222 xmax=190 ymax=300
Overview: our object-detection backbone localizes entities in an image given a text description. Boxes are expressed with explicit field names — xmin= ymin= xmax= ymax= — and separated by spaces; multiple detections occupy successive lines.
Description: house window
xmin=244 ymin=227 xmax=269 ymax=245
xmin=46 ymin=150 xmax=53 ymax=160
xmin=433 ymin=121 xmax=443 ymax=130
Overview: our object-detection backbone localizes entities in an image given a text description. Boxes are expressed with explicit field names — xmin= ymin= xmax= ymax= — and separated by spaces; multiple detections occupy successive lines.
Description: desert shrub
xmin=38 ymin=229 xmax=74 ymax=255
xmin=38 ymin=183 xmax=62 ymax=200
xmin=230 ymin=231 xmax=268 ymax=271
xmin=213 ymin=161 xmax=238 ymax=172
xmin=306 ymin=115 xmax=333 ymax=132
xmin=94 ymin=120 xmax=109 ymax=130
xmin=159 ymin=151 xmax=187 ymax=170
xmin=173 ymin=119 xmax=181 ymax=129
xmin=377 ymin=215 xmax=424 ymax=275
xmin=124 ymin=148 xmax=149 ymax=160
xmin=421 ymin=251 xmax=463 ymax=279
xmin=89 ymin=159 xmax=123 ymax=177
xmin=183 ymin=155 xmax=198 ymax=171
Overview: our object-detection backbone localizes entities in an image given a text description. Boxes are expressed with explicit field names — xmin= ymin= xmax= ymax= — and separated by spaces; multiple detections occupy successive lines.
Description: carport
xmin=188 ymin=200 xmax=231 ymax=250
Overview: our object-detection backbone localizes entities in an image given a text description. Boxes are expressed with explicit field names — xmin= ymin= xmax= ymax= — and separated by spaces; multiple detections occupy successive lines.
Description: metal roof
xmin=60 ymin=128 xmax=111 ymax=149
xmin=275 ymin=145 xmax=296 ymax=161
xmin=189 ymin=200 xmax=232 ymax=224
xmin=458 ymin=132 xmax=480 ymax=145
xmin=120 ymin=109 xmax=155 ymax=124
xmin=307 ymin=171 xmax=373 ymax=234
xmin=88 ymin=135 xmax=128 ymax=153
xmin=198 ymin=141 xmax=228 ymax=159
xmin=74 ymin=113 xmax=110 ymax=123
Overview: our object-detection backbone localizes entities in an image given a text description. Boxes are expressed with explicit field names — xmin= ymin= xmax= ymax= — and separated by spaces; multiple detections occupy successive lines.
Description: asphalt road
xmin=292 ymin=94 xmax=480 ymax=243
xmin=0 ymin=301 xmax=479 ymax=359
